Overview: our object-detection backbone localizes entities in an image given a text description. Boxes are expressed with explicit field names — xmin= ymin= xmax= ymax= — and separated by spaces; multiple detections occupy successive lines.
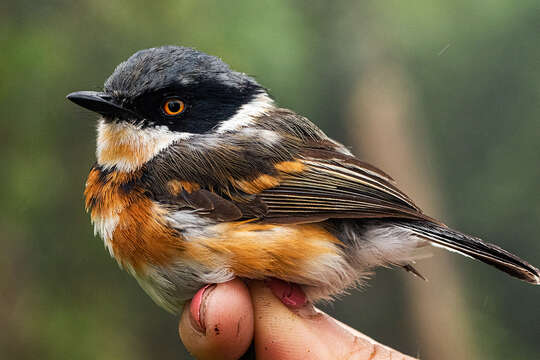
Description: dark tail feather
xmin=395 ymin=220 xmax=540 ymax=285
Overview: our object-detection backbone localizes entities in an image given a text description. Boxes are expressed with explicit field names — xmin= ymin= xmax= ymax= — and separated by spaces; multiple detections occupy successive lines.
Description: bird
xmin=67 ymin=45 xmax=539 ymax=314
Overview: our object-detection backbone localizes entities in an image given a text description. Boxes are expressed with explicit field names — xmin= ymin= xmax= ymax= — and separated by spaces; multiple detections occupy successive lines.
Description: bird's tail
xmin=395 ymin=220 xmax=540 ymax=285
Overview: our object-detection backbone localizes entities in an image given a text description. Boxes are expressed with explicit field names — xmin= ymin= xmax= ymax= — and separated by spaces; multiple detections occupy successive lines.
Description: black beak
xmin=66 ymin=91 xmax=136 ymax=118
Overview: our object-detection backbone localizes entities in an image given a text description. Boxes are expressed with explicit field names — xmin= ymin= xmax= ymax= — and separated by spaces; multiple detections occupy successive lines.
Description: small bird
xmin=67 ymin=46 xmax=539 ymax=314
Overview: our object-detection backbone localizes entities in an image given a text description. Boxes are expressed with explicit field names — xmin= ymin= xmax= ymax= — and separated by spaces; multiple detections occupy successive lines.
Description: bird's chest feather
xmin=84 ymin=167 xmax=184 ymax=271
xmin=85 ymin=167 xmax=349 ymax=277
xmin=84 ymin=166 xmax=354 ymax=312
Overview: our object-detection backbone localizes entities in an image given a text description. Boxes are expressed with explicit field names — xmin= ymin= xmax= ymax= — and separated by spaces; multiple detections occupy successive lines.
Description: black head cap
xmin=104 ymin=46 xmax=262 ymax=100
xmin=68 ymin=46 xmax=268 ymax=133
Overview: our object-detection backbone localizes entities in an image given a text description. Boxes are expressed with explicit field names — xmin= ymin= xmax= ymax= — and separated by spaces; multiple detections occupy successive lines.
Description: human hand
xmin=179 ymin=279 xmax=416 ymax=360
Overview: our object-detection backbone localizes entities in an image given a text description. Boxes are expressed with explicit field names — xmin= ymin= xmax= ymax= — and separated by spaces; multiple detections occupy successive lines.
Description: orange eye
xmin=162 ymin=98 xmax=185 ymax=116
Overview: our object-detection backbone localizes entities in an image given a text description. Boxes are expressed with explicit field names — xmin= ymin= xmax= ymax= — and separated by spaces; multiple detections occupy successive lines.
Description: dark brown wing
xmin=143 ymin=107 xmax=434 ymax=225
xmin=252 ymin=149 xmax=435 ymax=224
xmin=150 ymin=148 xmax=434 ymax=225
xmin=178 ymin=188 xmax=243 ymax=221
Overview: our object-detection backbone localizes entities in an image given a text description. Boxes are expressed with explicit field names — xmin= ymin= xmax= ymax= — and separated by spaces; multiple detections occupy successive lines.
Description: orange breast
xmin=85 ymin=167 xmax=183 ymax=271
xmin=85 ymin=167 xmax=350 ymax=294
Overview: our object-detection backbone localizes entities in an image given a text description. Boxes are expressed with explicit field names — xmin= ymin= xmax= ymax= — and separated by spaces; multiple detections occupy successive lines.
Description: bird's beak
xmin=66 ymin=91 xmax=136 ymax=118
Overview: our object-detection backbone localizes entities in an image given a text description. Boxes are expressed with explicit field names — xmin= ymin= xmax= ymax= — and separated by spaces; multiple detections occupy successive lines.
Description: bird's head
xmin=67 ymin=46 xmax=275 ymax=171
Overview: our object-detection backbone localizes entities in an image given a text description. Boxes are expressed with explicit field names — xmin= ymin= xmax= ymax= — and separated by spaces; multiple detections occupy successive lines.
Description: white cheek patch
xmin=96 ymin=120 xmax=191 ymax=172
xmin=216 ymin=92 xmax=275 ymax=133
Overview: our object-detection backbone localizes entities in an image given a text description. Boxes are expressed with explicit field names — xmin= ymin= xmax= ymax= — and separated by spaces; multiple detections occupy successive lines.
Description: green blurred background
xmin=1 ymin=1 xmax=539 ymax=359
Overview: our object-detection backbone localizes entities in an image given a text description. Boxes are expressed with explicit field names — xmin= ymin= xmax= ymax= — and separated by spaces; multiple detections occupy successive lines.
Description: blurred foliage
xmin=1 ymin=1 xmax=538 ymax=359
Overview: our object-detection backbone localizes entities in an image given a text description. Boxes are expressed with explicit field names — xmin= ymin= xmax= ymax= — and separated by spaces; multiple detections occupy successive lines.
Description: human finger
xmin=179 ymin=279 xmax=254 ymax=360
xmin=248 ymin=279 xmax=416 ymax=360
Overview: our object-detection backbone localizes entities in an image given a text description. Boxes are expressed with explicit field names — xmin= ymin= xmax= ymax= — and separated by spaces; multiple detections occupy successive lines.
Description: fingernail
xmin=265 ymin=278 xmax=307 ymax=309
xmin=189 ymin=284 xmax=216 ymax=333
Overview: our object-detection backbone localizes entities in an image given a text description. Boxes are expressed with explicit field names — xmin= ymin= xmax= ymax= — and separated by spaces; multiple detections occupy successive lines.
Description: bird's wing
xmin=245 ymin=148 xmax=435 ymax=224
xmin=149 ymin=142 xmax=435 ymax=225
xmin=143 ymin=108 xmax=438 ymax=225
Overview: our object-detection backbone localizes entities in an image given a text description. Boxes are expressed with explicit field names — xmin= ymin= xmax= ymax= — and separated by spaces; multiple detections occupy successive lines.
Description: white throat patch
xmin=96 ymin=120 xmax=190 ymax=172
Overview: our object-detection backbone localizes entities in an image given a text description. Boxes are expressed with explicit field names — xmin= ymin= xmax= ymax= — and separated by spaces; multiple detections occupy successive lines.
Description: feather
xmin=395 ymin=220 xmax=540 ymax=285
xmin=140 ymin=108 xmax=538 ymax=285
xmin=403 ymin=264 xmax=428 ymax=281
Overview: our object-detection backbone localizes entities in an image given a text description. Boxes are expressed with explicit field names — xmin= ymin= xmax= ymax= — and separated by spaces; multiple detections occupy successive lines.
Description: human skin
xmin=179 ymin=279 xmax=416 ymax=360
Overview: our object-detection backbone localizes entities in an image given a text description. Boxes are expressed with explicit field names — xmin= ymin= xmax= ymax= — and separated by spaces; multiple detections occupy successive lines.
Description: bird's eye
xmin=162 ymin=98 xmax=185 ymax=116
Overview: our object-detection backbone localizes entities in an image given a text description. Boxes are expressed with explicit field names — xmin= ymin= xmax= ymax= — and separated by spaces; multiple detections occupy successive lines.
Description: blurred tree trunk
xmin=346 ymin=62 xmax=479 ymax=359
